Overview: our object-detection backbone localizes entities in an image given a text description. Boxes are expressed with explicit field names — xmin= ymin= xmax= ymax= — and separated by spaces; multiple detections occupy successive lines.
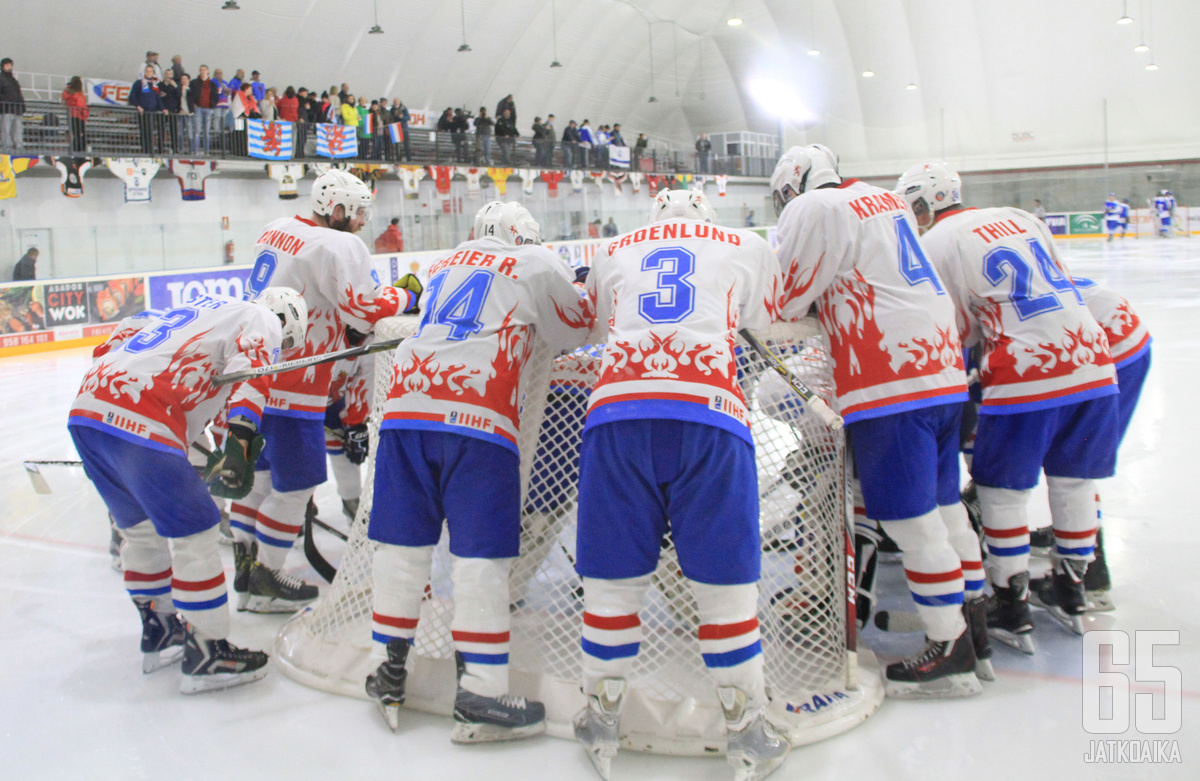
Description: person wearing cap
xmin=250 ymin=70 xmax=265 ymax=102
xmin=139 ymin=51 xmax=163 ymax=83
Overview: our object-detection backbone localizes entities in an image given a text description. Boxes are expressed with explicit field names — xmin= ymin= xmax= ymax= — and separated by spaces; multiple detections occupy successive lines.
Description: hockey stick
xmin=23 ymin=461 xmax=81 ymax=494
xmin=303 ymin=499 xmax=340 ymax=583
xmin=212 ymin=337 xmax=406 ymax=387
xmin=738 ymin=329 xmax=843 ymax=431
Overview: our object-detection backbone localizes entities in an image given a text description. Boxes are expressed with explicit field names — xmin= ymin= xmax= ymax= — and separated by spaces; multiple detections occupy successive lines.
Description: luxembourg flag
xmin=387 ymin=122 xmax=404 ymax=143
xmin=247 ymin=119 xmax=294 ymax=160
xmin=317 ymin=124 xmax=358 ymax=158
xmin=609 ymin=145 xmax=630 ymax=169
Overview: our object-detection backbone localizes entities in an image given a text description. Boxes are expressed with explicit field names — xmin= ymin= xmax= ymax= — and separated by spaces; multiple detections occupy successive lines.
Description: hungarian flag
xmin=247 ymin=119 xmax=294 ymax=160
xmin=388 ymin=122 xmax=404 ymax=143
xmin=317 ymin=124 xmax=358 ymax=158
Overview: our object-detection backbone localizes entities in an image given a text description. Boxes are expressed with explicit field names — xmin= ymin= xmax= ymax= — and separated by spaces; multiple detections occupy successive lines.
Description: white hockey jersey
xmin=382 ymin=237 xmax=594 ymax=454
xmin=1071 ymin=277 xmax=1152 ymax=369
xmin=584 ymin=219 xmax=781 ymax=441
xmin=251 ymin=216 xmax=410 ymax=420
xmin=69 ymin=295 xmax=280 ymax=456
xmin=328 ymin=354 xmax=374 ymax=429
xmin=774 ymin=179 xmax=967 ymax=423
xmin=920 ymin=207 xmax=1117 ymax=413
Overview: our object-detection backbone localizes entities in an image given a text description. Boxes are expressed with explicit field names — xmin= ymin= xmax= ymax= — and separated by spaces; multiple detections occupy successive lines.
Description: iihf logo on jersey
xmin=448 ymin=411 xmax=458 ymax=424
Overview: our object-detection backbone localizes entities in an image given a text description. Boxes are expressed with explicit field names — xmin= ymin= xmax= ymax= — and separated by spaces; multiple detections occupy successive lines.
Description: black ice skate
xmin=884 ymin=629 xmax=982 ymax=699
xmin=244 ymin=561 xmax=318 ymax=614
xmin=718 ymin=686 xmax=792 ymax=781
xmin=1029 ymin=557 xmax=1088 ymax=635
xmin=134 ymin=598 xmax=186 ymax=673
xmin=451 ymin=652 xmax=545 ymax=744
xmin=179 ymin=624 xmax=269 ymax=694
xmin=1084 ymin=528 xmax=1114 ymax=612
xmin=964 ymin=596 xmax=995 ymax=681
xmin=988 ymin=572 xmax=1035 ymax=654
xmin=574 ymin=677 xmax=625 ymax=781
xmin=364 ymin=639 xmax=409 ymax=732
xmin=1029 ymin=525 xmax=1054 ymax=557
xmin=232 ymin=540 xmax=256 ymax=611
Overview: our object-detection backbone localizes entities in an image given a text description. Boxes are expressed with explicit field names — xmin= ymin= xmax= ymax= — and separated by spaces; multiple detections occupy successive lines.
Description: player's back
xmin=585 ymin=218 xmax=779 ymax=439
xmin=1070 ymin=276 xmax=1151 ymax=368
xmin=921 ymin=206 xmax=1116 ymax=411
xmin=70 ymin=295 xmax=280 ymax=452
xmin=382 ymin=237 xmax=592 ymax=453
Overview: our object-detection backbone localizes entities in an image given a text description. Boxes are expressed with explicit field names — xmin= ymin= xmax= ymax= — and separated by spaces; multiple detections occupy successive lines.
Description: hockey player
xmin=1153 ymin=189 xmax=1176 ymax=237
xmin=324 ymin=355 xmax=373 ymax=520
xmin=1119 ymin=199 xmax=1132 ymax=239
xmin=364 ymin=201 xmax=594 ymax=742
xmin=573 ymin=189 xmax=791 ymax=781
xmin=1104 ymin=195 xmax=1122 ymax=243
xmin=772 ymin=147 xmax=981 ymax=699
xmin=896 ymin=161 xmax=1119 ymax=648
xmin=228 ymin=169 xmax=421 ymax=614
xmin=68 ymin=289 xmax=307 ymax=693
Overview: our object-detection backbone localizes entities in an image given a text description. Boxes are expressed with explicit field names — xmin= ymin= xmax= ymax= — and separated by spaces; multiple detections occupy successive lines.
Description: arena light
xmin=369 ymin=0 xmax=383 ymax=34
xmin=861 ymin=70 xmax=875 ymax=78
xmin=747 ymin=78 xmax=816 ymax=124
xmin=221 ymin=0 xmax=240 ymax=9
xmin=807 ymin=48 xmax=820 ymax=56
xmin=905 ymin=82 xmax=918 ymax=90
xmin=1145 ymin=60 xmax=1159 ymax=70
xmin=1134 ymin=42 xmax=1149 ymax=52
xmin=727 ymin=16 xmax=744 ymax=26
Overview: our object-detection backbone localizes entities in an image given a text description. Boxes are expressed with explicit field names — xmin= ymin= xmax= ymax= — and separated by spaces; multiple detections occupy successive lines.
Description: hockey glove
xmin=394 ymin=273 xmax=424 ymax=314
xmin=344 ymin=423 xmax=370 ymax=465
xmin=574 ymin=266 xmax=591 ymax=284
xmin=209 ymin=420 xmax=265 ymax=500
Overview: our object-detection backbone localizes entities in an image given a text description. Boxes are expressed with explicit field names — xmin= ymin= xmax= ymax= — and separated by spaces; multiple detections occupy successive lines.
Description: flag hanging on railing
xmin=609 ymin=145 xmax=630 ymax=169
xmin=247 ymin=119 xmax=294 ymax=160
xmin=316 ymin=124 xmax=358 ymax=158
xmin=362 ymin=114 xmax=375 ymax=136
xmin=387 ymin=122 xmax=404 ymax=143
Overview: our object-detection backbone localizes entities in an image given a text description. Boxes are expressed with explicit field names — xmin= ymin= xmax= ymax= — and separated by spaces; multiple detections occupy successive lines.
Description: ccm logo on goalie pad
xmin=447 ymin=411 xmax=493 ymax=432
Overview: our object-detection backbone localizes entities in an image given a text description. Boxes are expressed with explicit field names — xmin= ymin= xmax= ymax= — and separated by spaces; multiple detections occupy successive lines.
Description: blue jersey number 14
xmin=417 ymin=269 xmax=494 ymax=341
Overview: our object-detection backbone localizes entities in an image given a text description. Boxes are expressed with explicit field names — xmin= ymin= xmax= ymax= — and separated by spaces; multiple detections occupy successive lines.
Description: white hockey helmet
xmin=256 ymin=287 xmax=308 ymax=350
xmin=311 ymin=169 xmax=373 ymax=223
xmin=770 ymin=144 xmax=841 ymax=215
xmin=895 ymin=161 xmax=962 ymax=224
xmin=649 ymin=188 xmax=716 ymax=223
xmin=474 ymin=200 xmax=542 ymax=246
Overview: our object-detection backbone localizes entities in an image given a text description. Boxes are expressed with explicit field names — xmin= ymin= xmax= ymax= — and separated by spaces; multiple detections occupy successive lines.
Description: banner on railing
xmin=406 ymin=109 xmax=435 ymax=129
xmin=609 ymin=145 xmax=630 ymax=169
xmin=316 ymin=124 xmax=358 ymax=158
xmin=147 ymin=268 xmax=252 ymax=310
xmin=247 ymin=119 xmax=294 ymax=160
xmin=86 ymin=78 xmax=133 ymax=107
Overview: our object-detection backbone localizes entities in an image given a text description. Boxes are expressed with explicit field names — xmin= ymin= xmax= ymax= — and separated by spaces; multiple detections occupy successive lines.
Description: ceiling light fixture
xmin=906 ymin=82 xmax=918 ymax=90
xmin=1134 ymin=42 xmax=1149 ymax=51
xmin=862 ymin=70 xmax=875 ymax=78
xmin=647 ymin=19 xmax=658 ymax=102
xmin=727 ymin=17 xmax=743 ymax=26
xmin=550 ymin=0 xmax=562 ymax=67
xmin=458 ymin=0 xmax=471 ymax=52
xmin=369 ymin=0 xmax=383 ymax=34
xmin=1117 ymin=0 xmax=1134 ymax=24
xmin=221 ymin=0 xmax=240 ymax=9
xmin=807 ymin=1 xmax=819 ymax=56
xmin=1134 ymin=1 xmax=1149 ymax=51
xmin=1145 ymin=60 xmax=1158 ymax=70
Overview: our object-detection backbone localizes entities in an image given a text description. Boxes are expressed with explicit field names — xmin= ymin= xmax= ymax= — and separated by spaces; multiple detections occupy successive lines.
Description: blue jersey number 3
xmin=124 ymin=308 xmax=199 ymax=353
xmin=639 ymin=247 xmax=696 ymax=323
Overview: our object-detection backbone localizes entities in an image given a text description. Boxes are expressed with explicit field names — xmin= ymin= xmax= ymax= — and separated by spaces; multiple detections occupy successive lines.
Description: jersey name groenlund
xmin=1071 ymin=276 xmax=1151 ymax=370
xmin=584 ymin=219 xmax=781 ymax=443
xmin=251 ymin=216 xmax=406 ymax=419
xmin=68 ymin=296 xmax=280 ymax=455
xmin=381 ymin=237 xmax=593 ymax=454
xmin=774 ymin=179 xmax=968 ymax=423
xmin=921 ymin=206 xmax=1117 ymax=414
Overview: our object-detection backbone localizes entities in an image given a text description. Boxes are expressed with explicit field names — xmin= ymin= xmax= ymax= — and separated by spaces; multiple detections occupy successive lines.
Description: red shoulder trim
xmin=836 ymin=178 xmax=861 ymax=189
xmin=934 ymin=206 xmax=975 ymax=225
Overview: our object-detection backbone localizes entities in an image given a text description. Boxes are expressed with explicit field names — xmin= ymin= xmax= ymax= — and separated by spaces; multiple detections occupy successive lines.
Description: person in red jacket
xmin=374 ymin=217 xmax=404 ymax=253
xmin=276 ymin=86 xmax=299 ymax=122
xmin=61 ymin=76 xmax=89 ymax=153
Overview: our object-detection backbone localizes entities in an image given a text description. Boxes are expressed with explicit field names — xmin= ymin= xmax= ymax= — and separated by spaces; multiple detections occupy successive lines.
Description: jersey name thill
xmin=607 ymin=222 xmax=741 ymax=255
xmin=428 ymin=249 xmax=519 ymax=279
xmin=971 ymin=219 xmax=1029 ymax=244
xmin=256 ymin=229 xmax=306 ymax=256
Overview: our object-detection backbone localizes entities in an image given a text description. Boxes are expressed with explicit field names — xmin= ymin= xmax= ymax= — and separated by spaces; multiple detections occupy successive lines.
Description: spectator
xmin=277 ymin=86 xmax=299 ymax=122
xmin=578 ymin=119 xmax=596 ymax=167
xmin=632 ymin=133 xmax=647 ymax=170
xmin=370 ymin=99 xmax=386 ymax=159
xmin=339 ymin=83 xmax=350 ymax=104
xmin=595 ymin=124 xmax=611 ymax=169
xmin=235 ymin=81 xmax=259 ymax=119
xmin=356 ymin=97 xmax=371 ymax=158
xmin=12 ymin=247 xmax=37 ymax=281
xmin=250 ymin=71 xmax=266 ymax=102
xmin=378 ymin=98 xmax=394 ymax=160
xmin=562 ymin=119 xmax=581 ymax=171
xmin=228 ymin=68 xmax=245 ymax=95
xmin=341 ymin=93 xmax=359 ymax=127
xmin=695 ymin=133 xmax=712 ymax=174
xmin=543 ymin=114 xmax=557 ymax=167
xmin=213 ymin=68 xmax=232 ymax=148
xmin=189 ymin=64 xmax=219 ymax=152
xmin=451 ymin=108 xmax=470 ymax=162
xmin=374 ymin=218 xmax=405 ymax=253
xmin=61 ymin=76 xmax=89 ymax=153
xmin=495 ymin=108 xmax=518 ymax=164
xmin=158 ymin=71 xmax=183 ymax=151
xmin=128 ymin=65 xmax=167 ymax=153
xmin=474 ymin=106 xmax=494 ymax=165
xmin=138 ymin=51 xmax=163 ymax=83
xmin=328 ymin=85 xmax=341 ymax=121
xmin=260 ymin=87 xmax=277 ymax=121
xmin=496 ymin=93 xmax=516 ymax=126
xmin=393 ymin=99 xmax=411 ymax=161
xmin=170 ymin=55 xmax=185 ymax=82
xmin=293 ymin=87 xmax=312 ymax=153
xmin=1033 ymin=199 xmax=1047 ymax=220
xmin=744 ymin=209 xmax=756 ymax=227
xmin=0 ymin=58 xmax=25 ymax=152
xmin=531 ymin=116 xmax=547 ymax=166
xmin=319 ymin=91 xmax=333 ymax=123
xmin=588 ymin=219 xmax=601 ymax=239
xmin=602 ymin=217 xmax=618 ymax=238
xmin=610 ymin=123 xmax=626 ymax=148
xmin=177 ymin=74 xmax=194 ymax=154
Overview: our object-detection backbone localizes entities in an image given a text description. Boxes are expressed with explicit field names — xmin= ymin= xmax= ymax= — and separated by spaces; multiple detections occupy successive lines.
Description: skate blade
xmin=179 ymin=666 xmax=268 ymax=694
xmin=375 ymin=701 xmax=402 ymax=732
xmin=729 ymin=747 xmax=791 ymax=781
xmin=1041 ymin=605 xmax=1086 ymax=635
xmin=1086 ymin=590 xmax=1116 ymax=613
xmin=142 ymin=646 xmax=185 ymax=674
xmin=236 ymin=591 xmax=249 ymax=611
xmin=975 ymin=657 xmax=996 ymax=682
xmin=581 ymin=745 xmax=617 ymax=781
xmin=451 ymin=719 xmax=546 ymax=744
xmin=988 ymin=627 xmax=1035 ymax=655
xmin=243 ymin=595 xmax=316 ymax=614
xmin=884 ymin=672 xmax=982 ymax=700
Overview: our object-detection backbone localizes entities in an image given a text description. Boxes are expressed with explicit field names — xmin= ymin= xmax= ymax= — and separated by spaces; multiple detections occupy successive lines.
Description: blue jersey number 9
xmin=639 ymin=247 xmax=696 ymax=324
xmin=245 ymin=250 xmax=278 ymax=300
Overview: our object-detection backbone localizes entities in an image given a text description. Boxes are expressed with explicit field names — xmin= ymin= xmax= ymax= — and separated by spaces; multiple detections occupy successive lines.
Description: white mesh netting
xmin=276 ymin=315 xmax=882 ymax=754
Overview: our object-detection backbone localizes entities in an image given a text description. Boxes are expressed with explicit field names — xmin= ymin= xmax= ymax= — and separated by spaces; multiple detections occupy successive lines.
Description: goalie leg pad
xmin=691 ymin=581 xmax=765 ymax=705
xmin=169 ymin=525 xmax=230 ymax=640
xmin=449 ymin=554 xmax=514 ymax=698
xmin=371 ymin=543 xmax=434 ymax=647
xmin=580 ymin=575 xmax=651 ymax=695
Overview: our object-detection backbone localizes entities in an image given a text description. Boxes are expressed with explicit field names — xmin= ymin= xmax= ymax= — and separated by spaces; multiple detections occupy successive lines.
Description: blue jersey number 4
xmin=639 ymin=247 xmax=697 ymax=323
xmin=895 ymin=216 xmax=946 ymax=294
xmin=417 ymin=269 xmax=494 ymax=341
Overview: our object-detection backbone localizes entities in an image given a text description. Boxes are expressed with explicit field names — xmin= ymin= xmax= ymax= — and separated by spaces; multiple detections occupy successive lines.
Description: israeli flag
xmin=317 ymin=124 xmax=358 ymax=159
xmin=247 ymin=119 xmax=294 ymax=160
xmin=609 ymin=145 xmax=630 ymax=169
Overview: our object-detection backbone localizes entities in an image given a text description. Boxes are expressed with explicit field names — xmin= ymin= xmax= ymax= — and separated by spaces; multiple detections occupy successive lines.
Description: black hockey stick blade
xmin=303 ymin=501 xmax=338 ymax=583
xmin=212 ymin=337 xmax=406 ymax=387
xmin=310 ymin=516 xmax=349 ymax=542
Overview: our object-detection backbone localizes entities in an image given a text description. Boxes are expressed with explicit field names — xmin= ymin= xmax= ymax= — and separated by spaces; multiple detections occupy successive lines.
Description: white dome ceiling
xmin=8 ymin=0 xmax=1198 ymax=174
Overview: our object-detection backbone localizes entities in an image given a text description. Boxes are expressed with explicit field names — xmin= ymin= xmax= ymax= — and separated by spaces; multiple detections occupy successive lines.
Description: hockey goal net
xmin=276 ymin=315 xmax=882 ymax=754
